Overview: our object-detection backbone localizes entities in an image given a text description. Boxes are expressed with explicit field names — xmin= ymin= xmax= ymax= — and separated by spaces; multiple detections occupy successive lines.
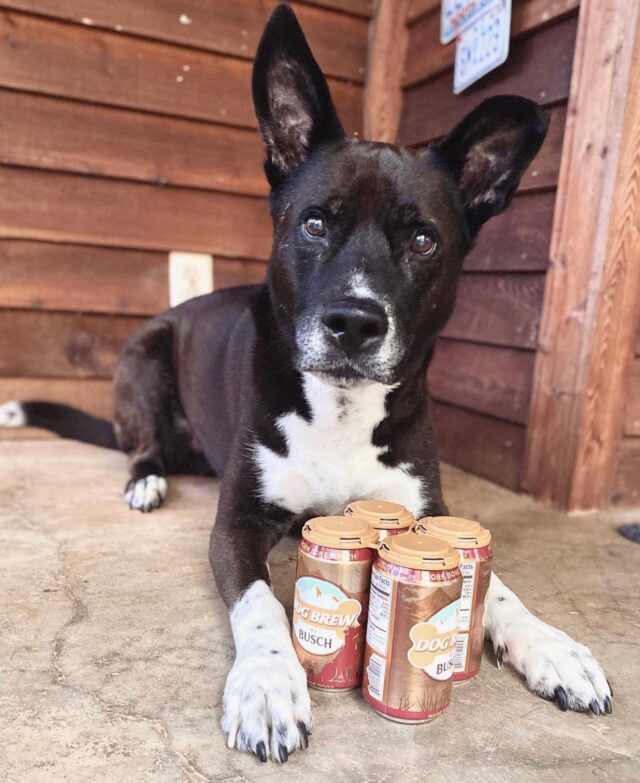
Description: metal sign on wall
xmin=440 ymin=0 xmax=512 ymax=94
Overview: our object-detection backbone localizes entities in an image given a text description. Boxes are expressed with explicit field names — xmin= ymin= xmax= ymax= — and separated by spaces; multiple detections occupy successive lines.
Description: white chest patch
xmin=253 ymin=373 xmax=425 ymax=517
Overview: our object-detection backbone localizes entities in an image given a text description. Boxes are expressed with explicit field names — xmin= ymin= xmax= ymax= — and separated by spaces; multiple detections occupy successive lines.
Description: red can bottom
xmin=453 ymin=666 xmax=480 ymax=684
xmin=362 ymin=690 xmax=447 ymax=724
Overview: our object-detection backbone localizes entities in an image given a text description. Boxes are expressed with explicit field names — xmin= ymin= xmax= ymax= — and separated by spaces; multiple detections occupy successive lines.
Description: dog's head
xmin=253 ymin=5 xmax=548 ymax=386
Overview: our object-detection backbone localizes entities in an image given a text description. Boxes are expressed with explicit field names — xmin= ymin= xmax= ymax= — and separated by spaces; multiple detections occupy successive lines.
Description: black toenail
xmin=555 ymin=686 xmax=568 ymax=711
xmin=606 ymin=679 xmax=613 ymax=696
xmin=256 ymin=741 xmax=267 ymax=762
xmin=604 ymin=696 xmax=612 ymax=714
xmin=278 ymin=743 xmax=288 ymax=763
xmin=298 ymin=721 xmax=309 ymax=749
xmin=589 ymin=699 xmax=600 ymax=715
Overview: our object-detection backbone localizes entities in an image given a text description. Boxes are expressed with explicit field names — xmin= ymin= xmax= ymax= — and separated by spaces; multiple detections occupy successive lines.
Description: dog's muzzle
xmin=296 ymin=297 xmax=404 ymax=384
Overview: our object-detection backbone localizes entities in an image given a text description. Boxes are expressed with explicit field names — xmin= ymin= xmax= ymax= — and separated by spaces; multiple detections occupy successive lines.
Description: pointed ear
xmin=432 ymin=96 xmax=549 ymax=236
xmin=252 ymin=4 xmax=346 ymax=189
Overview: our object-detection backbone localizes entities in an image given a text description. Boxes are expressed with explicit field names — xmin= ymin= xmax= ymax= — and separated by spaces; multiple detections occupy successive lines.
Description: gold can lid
xmin=415 ymin=516 xmax=491 ymax=548
xmin=378 ymin=531 xmax=460 ymax=570
xmin=302 ymin=515 xmax=378 ymax=550
xmin=344 ymin=499 xmax=415 ymax=531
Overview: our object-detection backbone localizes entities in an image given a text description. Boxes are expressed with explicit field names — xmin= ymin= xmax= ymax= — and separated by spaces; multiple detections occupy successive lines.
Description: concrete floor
xmin=1 ymin=439 xmax=639 ymax=783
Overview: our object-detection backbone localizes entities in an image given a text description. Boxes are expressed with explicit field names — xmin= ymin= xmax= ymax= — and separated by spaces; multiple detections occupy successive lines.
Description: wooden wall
xmin=0 ymin=1 xmax=369 ymax=421
xmin=612 ymin=317 xmax=640 ymax=506
xmin=398 ymin=0 xmax=580 ymax=491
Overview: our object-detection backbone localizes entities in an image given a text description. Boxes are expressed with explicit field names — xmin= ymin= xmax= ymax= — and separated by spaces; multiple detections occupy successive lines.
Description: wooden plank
xmin=404 ymin=0 xmax=580 ymax=87
xmin=624 ymin=358 xmax=640 ymax=436
xmin=0 ymin=11 xmax=362 ymax=134
xmin=0 ymin=90 xmax=267 ymax=197
xmin=0 ymin=167 xmax=273 ymax=259
xmin=464 ymin=191 xmax=554 ymax=272
xmin=431 ymin=401 xmax=526 ymax=491
xmin=0 ymin=377 xmax=112 ymax=419
xmin=363 ymin=0 xmax=411 ymax=142
xmin=0 ymin=240 xmax=267 ymax=315
xmin=429 ymin=339 xmax=534 ymax=425
xmin=0 ymin=1 xmax=368 ymax=83
xmin=0 ymin=241 xmax=168 ymax=315
xmin=441 ymin=273 xmax=545 ymax=349
xmin=282 ymin=1 xmax=374 ymax=18
xmin=611 ymin=438 xmax=640 ymax=506
xmin=215 ymin=258 xmax=267 ymax=290
xmin=399 ymin=13 xmax=577 ymax=145
xmin=407 ymin=0 xmax=439 ymax=23
xmin=0 ymin=311 xmax=145 ymax=379
xmin=524 ymin=0 xmax=640 ymax=510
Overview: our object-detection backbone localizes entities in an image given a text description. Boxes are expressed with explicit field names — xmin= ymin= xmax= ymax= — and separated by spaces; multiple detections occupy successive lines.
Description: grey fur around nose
xmin=321 ymin=298 xmax=388 ymax=354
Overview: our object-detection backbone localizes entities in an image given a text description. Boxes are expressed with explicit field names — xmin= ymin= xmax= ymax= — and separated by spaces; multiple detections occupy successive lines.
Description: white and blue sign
xmin=441 ymin=0 xmax=498 ymax=44
xmin=453 ymin=0 xmax=511 ymax=94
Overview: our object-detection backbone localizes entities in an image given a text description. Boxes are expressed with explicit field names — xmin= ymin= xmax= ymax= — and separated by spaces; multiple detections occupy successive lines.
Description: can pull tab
xmin=422 ymin=557 xmax=447 ymax=567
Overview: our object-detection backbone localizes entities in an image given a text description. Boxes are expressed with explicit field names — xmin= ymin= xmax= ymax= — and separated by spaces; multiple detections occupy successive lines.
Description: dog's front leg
xmin=210 ymin=499 xmax=311 ymax=763
xmin=484 ymin=573 xmax=612 ymax=714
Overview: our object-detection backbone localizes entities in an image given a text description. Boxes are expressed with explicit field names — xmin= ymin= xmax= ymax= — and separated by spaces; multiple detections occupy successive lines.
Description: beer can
xmin=292 ymin=515 xmax=377 ymax=691
xmin=362 ymin=532 xmax=461 ymax=722
xmin=415 ymin=517 xmax=492 ymax=683
xmin=344 ymin=499 xmax=415 ymax=540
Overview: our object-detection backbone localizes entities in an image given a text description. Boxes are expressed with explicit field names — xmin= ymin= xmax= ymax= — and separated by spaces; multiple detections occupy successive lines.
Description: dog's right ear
xmin=252 ymin=4 xmax=346 ymax=189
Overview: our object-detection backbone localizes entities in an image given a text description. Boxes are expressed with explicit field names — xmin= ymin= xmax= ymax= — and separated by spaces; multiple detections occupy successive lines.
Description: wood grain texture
xmin=404 ymin=0 xmax=580 ymax=87
xmin=0 ymin=1 xmax=368 ymax=83
xmin=0 ymin=310 xmax=145 ymax=379
xmin=0 ymin=377 xmax=113 ymax=419
xmin=432 ymin=401 xmax=525 ymax=491
xmin=429 ymin=339 xmax=535 ymax=425
xmin=0 ymin=11 xmax=362 ymax=134
xmin=0 ymin=241 xmax=169 ymax=315
xmin=0 ymin=90 xmax=267 ymax=197
xmin=624 ymin=358 xmax=640 ymax=436
xmin=464 ymin=192 xmax=554 ymax=272
xmin=271 ymin=0 xmax=374 ymax=17
xmin=524 ymin=0 xmax=640 ymax=509
xmin=442 ymin=273 xmax=545 ymax=349
xmin=0 ymin=240 xmax=267 ymax=315
xmin=399 ymin=14 xmax=577 ymax=145
xmin=0 ymin=167 xmax=273 ymax=259
xmin=363 ymin=0 xmax=411 ymax=142
xmin=611 ymin=438 xmax=640 ymax=506
xmin=214 ymin=258 xmax=267 ymax=290
xmin=407 ymin=0 xmax=438 ymax=23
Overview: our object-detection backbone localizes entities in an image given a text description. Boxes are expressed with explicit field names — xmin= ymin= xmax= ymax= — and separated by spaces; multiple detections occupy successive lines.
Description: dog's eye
xmin=411 ymin=230 xmax=437 ymax=256
xmin=303 ymin=213 xmax=326 ymax=239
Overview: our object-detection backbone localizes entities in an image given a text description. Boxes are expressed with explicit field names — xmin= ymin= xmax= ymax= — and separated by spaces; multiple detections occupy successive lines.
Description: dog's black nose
xmin=321 ymin=299 xmax=388 ymax=353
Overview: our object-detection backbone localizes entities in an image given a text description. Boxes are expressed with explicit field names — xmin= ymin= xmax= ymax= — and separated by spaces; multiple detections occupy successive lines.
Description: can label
xmin=363 ymin=560 xmax=461 ymax=722
xmin=292 ymin=539 xmax=373 ymax=690
xmin=293 ymin=577 xmax=362 ymax=656
xmin=452 ymin=545 xmax=492 ymax=681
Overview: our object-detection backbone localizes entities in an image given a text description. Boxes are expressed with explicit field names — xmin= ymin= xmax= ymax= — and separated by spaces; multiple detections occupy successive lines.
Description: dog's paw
xmin=492 ymin=611 xmax=612 ymax=715
xmin=221 ymin=645 xmax=312 ymax=762
xmin=123 ymin=475 xmax=167 ymax=513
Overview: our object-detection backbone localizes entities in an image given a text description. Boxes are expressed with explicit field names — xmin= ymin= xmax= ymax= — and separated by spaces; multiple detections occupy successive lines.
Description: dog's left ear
xmin=432 ymin=96 xmax=549 ymax=236
xmin=252 ymin=4 xmax=346 ymax=189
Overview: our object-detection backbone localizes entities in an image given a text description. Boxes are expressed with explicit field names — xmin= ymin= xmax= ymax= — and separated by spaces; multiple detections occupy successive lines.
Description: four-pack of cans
xmin=292 ymin=500 xmax=493 ymax=723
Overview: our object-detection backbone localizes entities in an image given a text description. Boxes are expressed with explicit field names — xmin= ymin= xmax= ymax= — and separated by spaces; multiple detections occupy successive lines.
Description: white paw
xmin=222 ymin=581 xmax=312 ymax=762
xmin=123 ymin=475 xmax=167 ymax=513
xmin=0 ymin=400 xmax=26 ymax=427
xmin=492 ymin=610 xmax=612 ymax=714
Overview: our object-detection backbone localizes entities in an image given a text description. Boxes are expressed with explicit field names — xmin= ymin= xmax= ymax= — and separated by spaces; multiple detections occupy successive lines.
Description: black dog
xmin=0 ymin=4 xmax=611 ymax=764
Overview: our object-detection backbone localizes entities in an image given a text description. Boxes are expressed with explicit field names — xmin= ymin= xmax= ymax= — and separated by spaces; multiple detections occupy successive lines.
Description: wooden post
xmin=524 ymin=0 xmax=640 ymax=510
xmin=363 ymin=0 xmax=412 ymax=142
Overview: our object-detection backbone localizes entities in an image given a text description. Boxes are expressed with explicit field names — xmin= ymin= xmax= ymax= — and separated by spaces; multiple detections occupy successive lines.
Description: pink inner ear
xmin=460 ymin=126 xmax=523 ymax=209
xmin=265 ymin=56 xmax=314 ymax=175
